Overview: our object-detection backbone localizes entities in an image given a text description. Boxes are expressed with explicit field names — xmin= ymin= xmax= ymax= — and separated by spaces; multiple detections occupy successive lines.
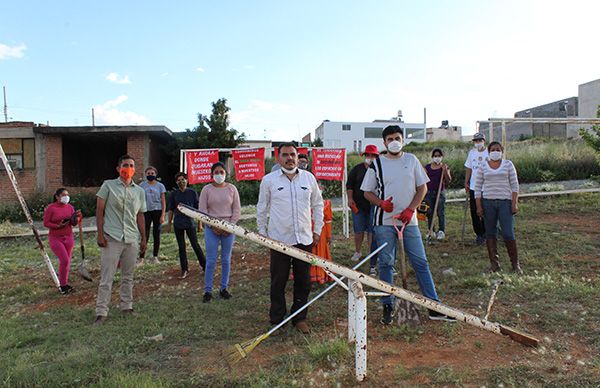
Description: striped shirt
xmin=473 ymin=160 xmax=519 ymax=200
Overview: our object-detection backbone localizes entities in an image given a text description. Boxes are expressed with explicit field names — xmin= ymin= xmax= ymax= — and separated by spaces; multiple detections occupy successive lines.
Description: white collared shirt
xmin=257 ymin=169 xmax=324 ymax=246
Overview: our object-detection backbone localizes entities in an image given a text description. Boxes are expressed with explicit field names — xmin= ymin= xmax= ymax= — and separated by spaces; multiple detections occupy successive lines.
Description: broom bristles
xmin=225 ymin=334 xmax=268 ymax=366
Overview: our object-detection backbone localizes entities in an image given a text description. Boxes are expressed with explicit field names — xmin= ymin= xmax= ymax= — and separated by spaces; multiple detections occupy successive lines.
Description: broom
xmin=77 ymin=219 xmax=93 ymax=281
xmin=225 ymin=246 xmax=385 ymax=366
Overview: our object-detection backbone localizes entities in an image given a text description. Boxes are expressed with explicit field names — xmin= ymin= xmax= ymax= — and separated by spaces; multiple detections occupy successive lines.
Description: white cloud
xmin=93 ymin=95 xmax=151 ymax=125
xmin=0 ymin=43 xmax=26 ymax=60
xmin=106 ymin=72 xmax=131 ymax=84
xmin=196 ymin=67 xmax=205 ymax=72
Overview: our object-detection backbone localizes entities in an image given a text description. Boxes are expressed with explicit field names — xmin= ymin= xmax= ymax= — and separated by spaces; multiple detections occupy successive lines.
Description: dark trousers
xmin=269 ymin=244 xmax=312 ymax=325
xmin=174 ymin=226 xmax=206 ymax=272
xmin=143 ymin=210 xmax=162 ymax=257
xmin=469 ymin=190 xmax=486 ymax=237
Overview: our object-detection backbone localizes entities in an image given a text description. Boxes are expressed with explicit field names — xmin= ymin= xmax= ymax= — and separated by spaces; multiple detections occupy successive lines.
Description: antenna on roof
xmin=92 ymin=108 xmax=95 ymax=126
xmin=3 ymin=86 xmax=8 ymax=123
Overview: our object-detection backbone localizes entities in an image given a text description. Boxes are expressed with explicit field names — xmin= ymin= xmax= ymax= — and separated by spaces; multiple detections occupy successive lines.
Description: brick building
xmin=0 ymin=122 xmax=174 ymax=203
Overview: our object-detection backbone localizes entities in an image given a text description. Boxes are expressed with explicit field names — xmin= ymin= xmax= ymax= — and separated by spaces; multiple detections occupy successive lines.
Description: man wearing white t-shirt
xmin=361 ymin=125 xmax=454 ymax=325
xmin=464 ymin=132 xmax=489 ymax=245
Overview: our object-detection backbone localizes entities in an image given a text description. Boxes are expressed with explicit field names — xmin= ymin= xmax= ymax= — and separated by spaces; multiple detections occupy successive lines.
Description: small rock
xmin=576 ymin=360 xmax=585 ymax=366
xmin=144 ymin=334 xmax=164 ymax=342
xmin=442 ymin=268 xmax=457 ymax=277
xmin=442 ymin=253 xmax=449 ymax=257
xmin=543 ymin=336 xmax=552 ymax=344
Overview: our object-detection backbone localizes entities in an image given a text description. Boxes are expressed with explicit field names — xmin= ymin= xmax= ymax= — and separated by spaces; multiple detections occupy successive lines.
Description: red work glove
xmin=350 ymin=202 xmax=359 ymax=214
xmin=398 ymin=208 xmax=415 ymax=224
xmin=380 ymin=197 xmax=394 ymax=213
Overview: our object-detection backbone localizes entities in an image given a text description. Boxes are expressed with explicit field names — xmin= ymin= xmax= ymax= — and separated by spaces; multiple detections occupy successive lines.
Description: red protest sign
xmin=185 ymin=149 xmax=219 ymax=184
xmin=312 ymin=148 xmax=345 ymax=181
xmin=232 ymin=148 xmax=265 ymax=181
xmin=273 ymin=147 xmax=309 ymax=160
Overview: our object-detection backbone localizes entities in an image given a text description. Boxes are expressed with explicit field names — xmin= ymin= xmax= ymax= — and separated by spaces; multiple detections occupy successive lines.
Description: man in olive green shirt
xmin=94 ymin=154 xmax=147 ymax=324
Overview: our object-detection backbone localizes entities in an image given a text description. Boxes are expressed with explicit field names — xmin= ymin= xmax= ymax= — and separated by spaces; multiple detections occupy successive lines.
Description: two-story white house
xmin=314 ymin=119 xmax=426 ymax=153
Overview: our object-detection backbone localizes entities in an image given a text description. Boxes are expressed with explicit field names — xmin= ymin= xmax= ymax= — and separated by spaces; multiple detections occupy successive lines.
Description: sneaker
xmin=151 ymin=256 xmax=161 ymax=264
xmin=369 ymin=266 xmax=377 ymax=276
xmin=381 ymin=304 xmax=395 ymax=325
xmin=59 ymin=285 xmax=74 ymax=295
xmin=94 ymin=315 xmax=106 ymax=325
xmin=135 ymin=258 xmax=144 ymax=268
xmin=428 ymin=310 xmax=456 ymax=322
xmin=180 ymin=270 xmax=189 ymax=279
xmin=202 ymin=292 xmax=212 ymax=303
xmin=437 ymin=231 xmax=446 ymax=240
xmin=294 ymin=320 xmax=310 ymax=334
xmin=350 ymin=252 xmax=361 ymax=261
xmin=219 ymin=289 xmax=232 ymax=300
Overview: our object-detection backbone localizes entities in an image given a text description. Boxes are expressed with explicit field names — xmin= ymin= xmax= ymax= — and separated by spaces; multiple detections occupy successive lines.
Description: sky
xmin=1 ymin=0 xmax=599 ymax=140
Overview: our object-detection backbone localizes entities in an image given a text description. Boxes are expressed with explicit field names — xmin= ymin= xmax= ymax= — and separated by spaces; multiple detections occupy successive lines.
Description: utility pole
xmin=91 ymin=108 xmax=95 ymax=126
xmin=3 ymin=86 xmax=7 ymax=123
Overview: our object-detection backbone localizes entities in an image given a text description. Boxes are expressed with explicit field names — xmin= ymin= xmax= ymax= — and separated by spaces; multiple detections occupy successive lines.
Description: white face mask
xmin=364 ymin=157 xmax=374 ymax=165
xmin=474 ymin=142 xmax=485 ymax=151
xmin=60 ymin=195 xmax=70 ymax=205
xmin=489 ymin=151 xmax=503 ymax=161
xmin=281 ymin=166 xmax=298 ymax=174
xmin=213 ymin=174 xmax=226 ymax=184
xmin=432 ymin=156 xmax=442 ymax=164
xmin=387 ymin=140 xmax=403 ymax=154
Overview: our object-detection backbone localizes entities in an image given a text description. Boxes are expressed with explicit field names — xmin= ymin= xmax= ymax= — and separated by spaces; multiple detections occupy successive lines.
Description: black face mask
xmin=146 ymin=175 xmax=157 ymax=181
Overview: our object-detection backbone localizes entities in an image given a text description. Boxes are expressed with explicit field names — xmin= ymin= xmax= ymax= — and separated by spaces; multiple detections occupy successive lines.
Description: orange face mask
xmin=119 ymin=167 xmax=135 ymax=180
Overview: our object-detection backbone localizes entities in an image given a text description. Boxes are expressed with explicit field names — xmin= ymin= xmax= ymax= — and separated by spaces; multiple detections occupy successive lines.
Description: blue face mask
xmin=146 ymin=175 xmax=157 ymax=181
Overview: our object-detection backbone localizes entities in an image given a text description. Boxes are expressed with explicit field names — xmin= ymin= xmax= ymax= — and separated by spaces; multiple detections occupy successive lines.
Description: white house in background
xmin=314 ymin=120 xmax=426 ymax=153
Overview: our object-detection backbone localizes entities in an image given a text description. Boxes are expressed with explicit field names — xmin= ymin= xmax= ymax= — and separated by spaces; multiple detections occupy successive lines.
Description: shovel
xmin=393 ymin=219 xmax=421 ymax=325
xmin=427 ymin=169 xmax=445 ymax=244
xmin=77 ymin=219 xmax=93 ymax=282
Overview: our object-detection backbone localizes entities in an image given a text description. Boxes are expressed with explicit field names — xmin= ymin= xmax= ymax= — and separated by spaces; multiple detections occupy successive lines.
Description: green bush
xmin=0 ymin=190 xmax=98 ymax=222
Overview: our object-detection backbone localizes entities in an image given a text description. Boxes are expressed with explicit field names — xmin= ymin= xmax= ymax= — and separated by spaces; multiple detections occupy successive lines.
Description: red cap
xmin=361 ymin=144 xmax=379 ymax=156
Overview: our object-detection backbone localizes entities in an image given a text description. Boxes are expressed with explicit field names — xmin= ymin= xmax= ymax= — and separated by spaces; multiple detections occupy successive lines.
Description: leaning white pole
xmin=0 ymin=144 xmax=61 ymax=289
xmin=178 ymin=204 xmax=539 ymax=347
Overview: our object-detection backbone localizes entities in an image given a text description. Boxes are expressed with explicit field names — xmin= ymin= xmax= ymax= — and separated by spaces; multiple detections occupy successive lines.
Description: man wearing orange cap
xmin=346 ymin=145 xmax=379 ymax=274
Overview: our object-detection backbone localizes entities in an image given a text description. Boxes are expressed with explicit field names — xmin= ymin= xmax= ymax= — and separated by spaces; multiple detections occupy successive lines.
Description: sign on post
xmin=185 ymin=149 xmax=219 ymax=184
xmin=312 ymin=148 xmax=345 ymax=181
xmin=232 ymin=148 xmax=265 ymax=181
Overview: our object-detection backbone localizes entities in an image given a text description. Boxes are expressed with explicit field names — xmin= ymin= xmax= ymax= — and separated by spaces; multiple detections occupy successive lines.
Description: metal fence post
xmin=348 ymin=280 xmax=356 ymax=343
xmin=350 ymin=279 xmax=367 ymax=381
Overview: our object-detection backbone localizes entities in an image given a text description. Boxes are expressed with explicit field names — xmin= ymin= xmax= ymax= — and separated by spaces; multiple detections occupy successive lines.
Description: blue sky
xmin=1 ymin=0 xmax=599 ymax=140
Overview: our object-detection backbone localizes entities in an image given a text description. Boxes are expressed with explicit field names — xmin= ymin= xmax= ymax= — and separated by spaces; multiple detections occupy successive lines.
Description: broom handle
xmin=78 ymin=220 xmax=85 ymax=259
xmin=264 ymin=245 xmax=386 ymax=338
xmin=461 ymin=195 xmax=469 ymax=242
xmin=179 ymin=204 xmax=539 ymax=347
xmin=0 ymin=144 xmax=61 ymax=289
xmin=393 ymin=220 xmax=408 ymax=289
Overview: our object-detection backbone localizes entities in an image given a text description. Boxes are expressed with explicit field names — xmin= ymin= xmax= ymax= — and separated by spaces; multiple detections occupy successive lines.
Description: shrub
xmin=0 ymin=190 xmax=98 ymax=222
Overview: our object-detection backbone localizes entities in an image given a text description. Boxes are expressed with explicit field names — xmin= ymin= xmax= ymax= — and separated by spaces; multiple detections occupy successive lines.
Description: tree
xmin=313 ymin=137 xmax=323 ymax=147
xmin=579 ymin=105 xmax=600 ymax=162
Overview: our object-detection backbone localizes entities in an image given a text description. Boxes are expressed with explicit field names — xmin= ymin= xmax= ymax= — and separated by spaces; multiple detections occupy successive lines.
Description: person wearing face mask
xmin=43 ymin=188 xmax=82 ymax=295
xmin=166 ymin=172 xmax=206 ymax=280
xmin=424 ymin=148 xmax=452 ymax=240
xmin=361 ymin=125 xmax=455 ymax=324
xmin=346 ymin=144 xmax=379 ymax=274
xmin=198 ymin=162 xmax=241 ymax=303
xmin=257 ymin=142 xmax=324 ymax=334
xmin=474 ymin=142 xmax=522 ymax=274
xmin=94 ymin=155 xmax=147 ymax=324
xmin=297 ymin=153 xmax=310 ymax=171
xmin=137 ymin=166 xmax=167 ymax=266
xmin=464 ymin=132 xmax=489 ymax=245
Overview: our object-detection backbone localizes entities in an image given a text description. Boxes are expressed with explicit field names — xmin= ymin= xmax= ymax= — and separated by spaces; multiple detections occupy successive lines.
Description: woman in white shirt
xmin=474 ymin=142 xmax=522 ymax=274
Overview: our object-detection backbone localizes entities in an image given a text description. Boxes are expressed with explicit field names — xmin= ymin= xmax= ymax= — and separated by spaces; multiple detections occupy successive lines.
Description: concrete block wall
xmin=0 ymin=169 xmax=38 ymax=202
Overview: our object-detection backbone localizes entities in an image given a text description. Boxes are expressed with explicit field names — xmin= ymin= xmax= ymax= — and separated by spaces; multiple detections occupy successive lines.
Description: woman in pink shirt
xmin=43 ymin=188 xmax=81 ymax=294
xmin=199 ymin=162 xmax=241 ymax=303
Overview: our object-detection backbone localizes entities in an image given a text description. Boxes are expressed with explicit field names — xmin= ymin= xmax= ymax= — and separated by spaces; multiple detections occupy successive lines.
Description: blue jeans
xmin=204 ymin=226 xmax=235 ymax=293
xmin=373 ymin=225 xmax=439 ymax=306
xmin=482 ymin=199 xmax=516 ymax=241
xmin=352 ymin=207 xmax=373 ymax=233
xmin=424 ymin=191 xmax=446 ymax=232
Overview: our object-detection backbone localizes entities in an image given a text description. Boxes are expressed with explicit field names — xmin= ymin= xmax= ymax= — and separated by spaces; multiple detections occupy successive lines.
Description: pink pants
xmin=48 ymin=234 xmax=75 ymax=286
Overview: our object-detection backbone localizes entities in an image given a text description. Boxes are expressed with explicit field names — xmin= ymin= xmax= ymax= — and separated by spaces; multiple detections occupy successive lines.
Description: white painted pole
xmin=348 ymin=284 xmax=356 ymax=343
xmin=351 ymin=280 xmax=367 ymax=382
xmin=501 ymin=120 xmax=507 ymax=156
xmin=489 ymin=122 xmax=494 ymax=142
xmin=177 ymin=204 xmax=539 ymax=347
xmin=342 ymin=148 xmax=349 ymax=238
xmin=0 ymin=144 xmax=61 ymax=289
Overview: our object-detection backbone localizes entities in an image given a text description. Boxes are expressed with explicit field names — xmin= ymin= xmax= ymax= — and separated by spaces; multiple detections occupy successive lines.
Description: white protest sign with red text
xmin=312 ymin=148 xmax=345 ymax=181
xmin=232 ymin=148 xmax=265 ymax=181
xmin=185 ymin=149 xmax=219 ymax=184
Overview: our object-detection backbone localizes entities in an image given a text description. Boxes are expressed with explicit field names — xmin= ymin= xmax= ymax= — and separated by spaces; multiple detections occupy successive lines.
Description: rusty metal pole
xmin=178 ymin=204 xmax=539 ymax=347
xmin=350 ymin=279 xmax=367 ymax=381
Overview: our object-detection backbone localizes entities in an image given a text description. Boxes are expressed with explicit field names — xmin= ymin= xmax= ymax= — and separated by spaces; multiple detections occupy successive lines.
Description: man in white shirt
xmin=257 ymin=143 xmax=324 ymax=334
xmin=361 ymin=126 xmax=454 ymax=324
xmin=464 ymin=132 xmax=489 ymax=245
